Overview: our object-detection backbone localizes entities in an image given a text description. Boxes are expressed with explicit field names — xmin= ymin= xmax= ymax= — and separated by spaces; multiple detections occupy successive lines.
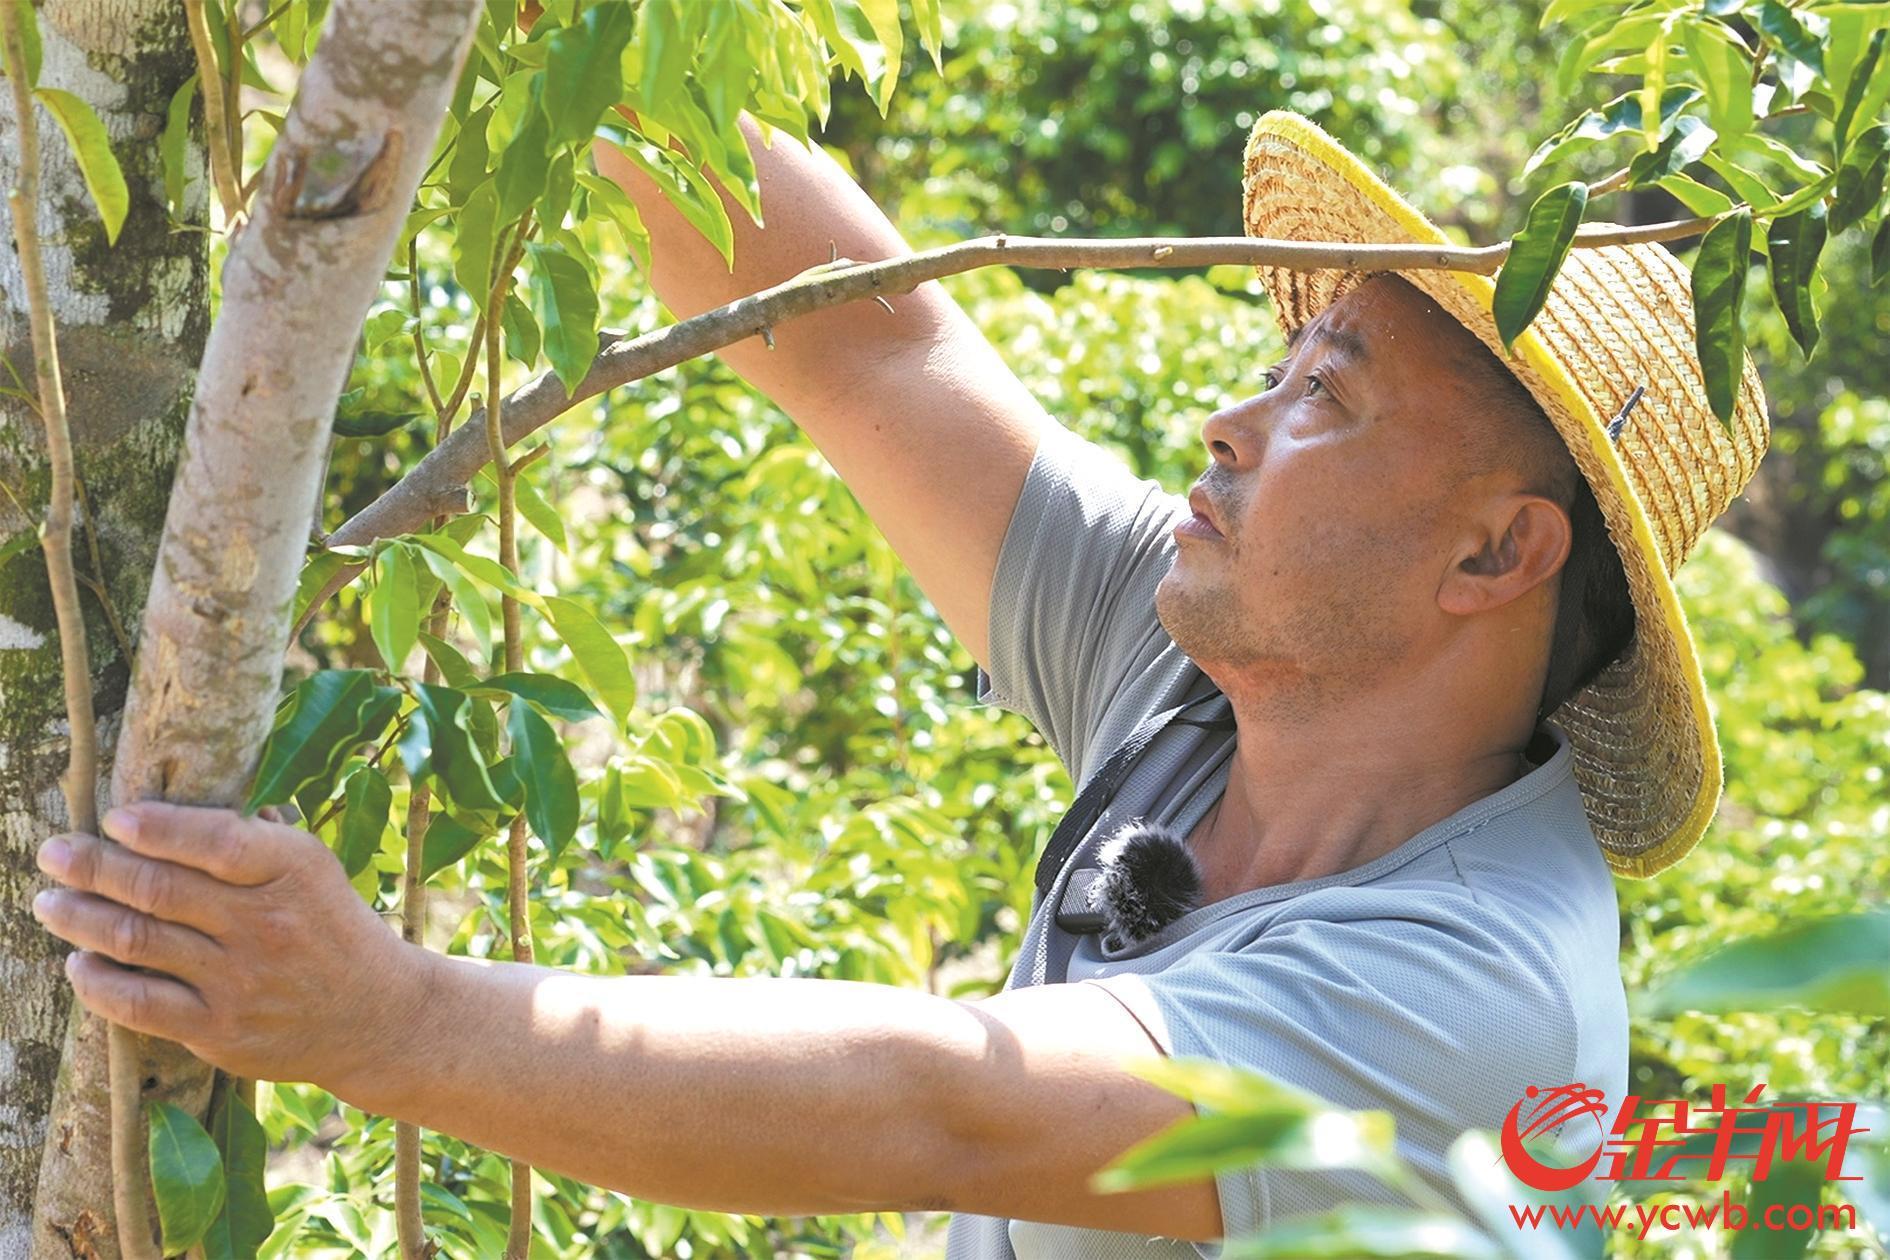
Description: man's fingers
xmin=38 ymin=833 xmax=230 ymax=936
xmin=102 ymin=801 xmax=313 ymax=886
xmin=63 ymin=949 xmax=211 ymax=1041
xmin=33 ymin=889 xmax=223 ymax=982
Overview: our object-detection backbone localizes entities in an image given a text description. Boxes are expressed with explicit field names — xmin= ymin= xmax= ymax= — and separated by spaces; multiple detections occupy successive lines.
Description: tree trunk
xmin=20 ymin=2 xmax=479 ymax=1255
xmin=0 ymin=3 xmax=203 ymax=1255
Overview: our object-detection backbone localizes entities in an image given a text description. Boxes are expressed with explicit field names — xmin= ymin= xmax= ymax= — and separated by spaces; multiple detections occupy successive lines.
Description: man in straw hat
xmin=31 ymin=110 xmax=1766 ymax=1254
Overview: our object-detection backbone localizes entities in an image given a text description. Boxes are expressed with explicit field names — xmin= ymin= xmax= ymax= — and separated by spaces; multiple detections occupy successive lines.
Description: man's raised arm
xmin=593 ymin=118 xmax=1047 ymax=672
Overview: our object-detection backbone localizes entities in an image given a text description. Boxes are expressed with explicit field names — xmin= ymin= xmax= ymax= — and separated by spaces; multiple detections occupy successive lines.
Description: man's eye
xmin=1305 ymin=373 xmax=1326 ymax=396
xmin=1261 ymin=367 xmax=1284 ymax=391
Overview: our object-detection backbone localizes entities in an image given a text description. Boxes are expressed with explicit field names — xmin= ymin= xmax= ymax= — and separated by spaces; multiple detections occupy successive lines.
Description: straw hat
xmin=1240 ymin=111 xmax=1770 ymax=879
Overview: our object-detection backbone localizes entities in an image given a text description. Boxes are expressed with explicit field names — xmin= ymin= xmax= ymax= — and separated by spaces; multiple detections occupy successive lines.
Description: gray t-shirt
xmin=943 ymin=420 xmax=1629 ymax=1259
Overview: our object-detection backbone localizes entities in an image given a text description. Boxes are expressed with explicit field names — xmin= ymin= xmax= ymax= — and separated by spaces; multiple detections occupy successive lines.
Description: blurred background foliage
xmin=267 ymin=0 xmax=1888 ymax=1255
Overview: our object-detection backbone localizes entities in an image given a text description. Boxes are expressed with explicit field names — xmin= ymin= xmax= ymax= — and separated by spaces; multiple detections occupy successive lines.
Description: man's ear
xmin=1437 ymin=494 xmax=1571 ymax=616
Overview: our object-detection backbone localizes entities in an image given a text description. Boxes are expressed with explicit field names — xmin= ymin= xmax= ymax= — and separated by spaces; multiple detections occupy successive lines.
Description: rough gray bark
xmin=26 ymin=1 xmax=480 ymax=1255
xmin=0 ymin=3 xmax=203 ymax=1255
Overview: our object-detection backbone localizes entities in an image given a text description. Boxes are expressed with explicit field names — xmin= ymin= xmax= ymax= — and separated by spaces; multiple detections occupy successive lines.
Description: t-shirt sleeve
xmin=1079 ymin=886 xmax=1580 ymax=1255
xmin=977 ymin=419 xmax=1188 ymax=783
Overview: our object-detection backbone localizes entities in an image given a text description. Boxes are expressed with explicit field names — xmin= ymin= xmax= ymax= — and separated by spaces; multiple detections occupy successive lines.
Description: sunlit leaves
xmin=542 ymin=1 xmax=636 ymax=148
xmin=1522 ymin=87 xmax=1698 ymax=177
xmin=148 ymin=1102 xmax=227 ymax=1256
xmin=368 ymin=542 xmax=421 ymax=669
xmin=468 ymin=672 xmax=599 ymax=723
xmin=1635 ymin=910 xmax=1890 ymax=1017
xmin=34 ymin=87 xmax=128 ymax=244
xmin=525 ymin=240 xmax=599 ymax=396
xmin=1495 ymin=182 xmax=1588 ymax=350
xmin=1690 ymin=208 xmax=1753 ymax=427
xmin=453 ymin=180 xmax=499 ymax=311
xmin=545 ymin=595 xmax=636 ymax=726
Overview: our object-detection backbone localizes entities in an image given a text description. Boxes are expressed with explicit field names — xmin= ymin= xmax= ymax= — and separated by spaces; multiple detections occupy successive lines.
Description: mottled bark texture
xmin=0 ymin=3 xmax=204 ymax=1255
xmin=26 ymin=2 xmax=480 ymax=1255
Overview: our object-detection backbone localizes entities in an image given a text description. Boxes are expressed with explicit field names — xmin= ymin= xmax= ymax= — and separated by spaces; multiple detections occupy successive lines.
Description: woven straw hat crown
xmin=1240 ymin=112 xmax=1770 ymax=879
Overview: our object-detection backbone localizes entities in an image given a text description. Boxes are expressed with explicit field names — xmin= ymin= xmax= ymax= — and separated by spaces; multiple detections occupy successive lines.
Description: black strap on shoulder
xmin=1031 ymin=686 xmax=1235 ymax=902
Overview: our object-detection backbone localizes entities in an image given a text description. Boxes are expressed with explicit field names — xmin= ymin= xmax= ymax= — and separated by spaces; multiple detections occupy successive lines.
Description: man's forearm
xmin=335 ymin=947 xmax=977 ymax=1217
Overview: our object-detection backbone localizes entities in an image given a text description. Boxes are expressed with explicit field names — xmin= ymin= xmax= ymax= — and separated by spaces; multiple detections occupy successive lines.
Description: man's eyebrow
xmin=1285 ymin=322 xmax=1367 ymax=363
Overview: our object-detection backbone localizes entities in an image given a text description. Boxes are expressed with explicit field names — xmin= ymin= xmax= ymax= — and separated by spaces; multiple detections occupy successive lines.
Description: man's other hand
xmin=31 ymin=801 xmax=429 ymax=1089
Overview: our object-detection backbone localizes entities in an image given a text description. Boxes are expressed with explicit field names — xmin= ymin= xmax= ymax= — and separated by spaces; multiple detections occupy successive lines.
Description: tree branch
xmin=314 ymin=215 xmax=1719 ymax=600
xmin=183 ymin=0 xmax=245 ymax=224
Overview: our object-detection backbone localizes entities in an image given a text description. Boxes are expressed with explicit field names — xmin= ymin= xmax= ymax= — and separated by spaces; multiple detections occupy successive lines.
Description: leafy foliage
xmin=99 ymin=0 xmax=1889 ymax=1256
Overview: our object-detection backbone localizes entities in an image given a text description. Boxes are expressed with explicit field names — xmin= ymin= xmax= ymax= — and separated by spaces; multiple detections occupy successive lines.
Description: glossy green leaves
xmin=245 ymin=671 xmax=400 ymax=813
xmin=1691 ymin=208 xmax=1753 ymax=428
xmin=1767 ymin=204 xmax=1827 ymax=358
xmin=148 ymin=1102 xmax=227 ymax=1255
xmin=509 ymin=697 xmax=579 ymax=856
xmin=525 ymin=240 xmax=599 ymax=397
xmin=1494 ymin=181 xmax=1588 ymax=351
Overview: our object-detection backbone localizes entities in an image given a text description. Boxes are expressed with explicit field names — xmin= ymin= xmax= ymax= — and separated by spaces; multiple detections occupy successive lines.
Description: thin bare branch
xmin=184 ymin=0 xmax=245 ymax=224
xmin=318 ymin=217 xmax=1720 ymax=591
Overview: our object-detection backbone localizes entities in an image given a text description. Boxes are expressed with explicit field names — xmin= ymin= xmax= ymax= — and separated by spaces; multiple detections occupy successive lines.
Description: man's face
xmin=1155 ymin=274 xmax=1493 ymax=706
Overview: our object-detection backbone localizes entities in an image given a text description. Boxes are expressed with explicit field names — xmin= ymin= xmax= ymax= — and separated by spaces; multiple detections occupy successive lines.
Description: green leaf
xmin=1835 ymin=28 xmax=1887 ymax=150
xmin=500 ymin=289 xmax=539 ymax=367
xmin=1625 ymin=113 xmax=1715 ymax=186
xmin=147 ymin=1101 xmax=228 ymax=1256
xmin=1756 ymin=0 xmax=1827 ymax=76
xmin=1218 ymin=1206 xmax=1504 ymax=1260
xmin=245 ymin=671 xmax=399 ymax=812
xmin=1732 ymin=1158 xmax=1824 ymax=1260
xmin=468 ymin=672 xmax=600 ymax=722
xmin=1766 ymin=203 xmax=1827 ymax=357
xmin=292 ymin=550 xmax=362 ymax=632
xmin=160 ymin=74 xmax=197 ymax=215
xmin=418 ymin=631 xmax=480 ymax=689
xmin=1635 ymin=910 xmax=1890 ymax=1017
xmin=508 ymin=698 xmax=580 ymax=857
xmin=410 ymin=533 xmax=544 ymax=608
xmin=202 ymin=1090 xmax=272 ymax=1260
xmin=1873 ymin=216 xmax=1890 ymax=285
xmin=1521 ymin=87 xmax=1698 ymax=178
xmin=542 ymin=1 xmax=637 ymax=148
xmin=453 ymin=180 xmax=499 ymax=310
xmin=408 ymin=684 xmax=506 ymax=814
xmin=335 ymin=765 xmax=392 ymax=878
xmin=574 ymin=170 xmax=652 ymax=272
xmin=495 ymin=102 xmax=551 ymax=223
xmin=420 ymin=811 xmax=488 ymax=880
xmin=413 ymin=542 xmax=494 ymax=661
xmin=513 ymin=465 xmax=567 ymax=552
xmin=368 ymin=543 xmax=421 ymax=670
xmin=448 ymin=105 xmax=492 ymax=199
xmin=1494 ymin=182 xmax=1588 ymax=350
xmin=611 ymin=138 xmax=732 ymax=265
xmin=1657 ymin=174 xmax=1735 ymax=216
xmin=1830 ymin=123 xmax=1890 ymax=236
xmin=545 ymin=595 xmax=636 ymax=726
xmin=1682 ymin=21 xmax=1755 ymax=141
xmin=525 ymin=241 xmax=600 ymax=397
xmin=34 ymin=87 xmax=129 ymax=244
xmin=1689 ymin=207 xmax=1753 ymax=427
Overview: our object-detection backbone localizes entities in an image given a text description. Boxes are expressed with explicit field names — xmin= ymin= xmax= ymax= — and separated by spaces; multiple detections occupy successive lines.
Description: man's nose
xmin=1200 ymin=394 xmax=1268 ymax=468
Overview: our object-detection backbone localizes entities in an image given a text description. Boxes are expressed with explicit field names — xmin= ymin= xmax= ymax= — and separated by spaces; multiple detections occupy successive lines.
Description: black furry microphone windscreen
xmin=1091 ymin=822 xmax=1205 ymax=951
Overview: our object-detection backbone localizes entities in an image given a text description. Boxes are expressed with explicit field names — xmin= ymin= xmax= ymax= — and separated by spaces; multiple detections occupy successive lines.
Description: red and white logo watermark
xmin=1496 ymin=1082 xmax=1870 ymax=1240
